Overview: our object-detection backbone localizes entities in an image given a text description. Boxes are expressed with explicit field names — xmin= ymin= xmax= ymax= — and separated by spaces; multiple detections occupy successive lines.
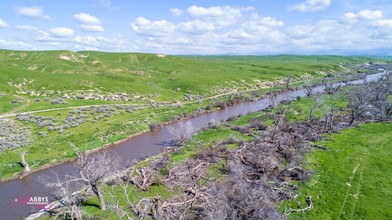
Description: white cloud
xmin=372 ymin=19 xmax=392 ymax=28
xmin=78 ymin=25 xmax=105 ymax=32
xmin=134 ymin=17 xmax=151 ymax=26
xmin=223 ymin=14 xmax=285 ymax=45
xmin=170 ymin=8 xmax=184 ymax=16
xmin=285 ymin=19 xmax=372 ymax=52
xmin=32 ymin=30 xmax=51 ymax=41
xmin=178 ymin=20 xmax=215 ymax=34
xmin=130 ymin=8 xmax=287 ymax=54
xmin=131 ymin=17 xmax=175 ymax=36
xmin=0 ymin=39 xmax=31 ymax=50
xmin=289 ymin=0 xmax=332 ymax=12
xmin=73 ymin=13 xmax=104 ymax=32
xmin=15 ymin=6 xmax=50 ymax=19
xmin=187 ymin=5 xmax=241 ymax=19
xmin=286 ymin=25 xmax=314 ymax=38
xmin=173 ymin=37 xmax=193 ymax=44
xmin=186 ymin=5 xmax=248 ymax=27
xmin=357 ymin=10 xmax=383 ymax=20
xmin=73 ymin=36 xmax=100 ymax=46
xmin=343 ymin=10 xmax=383 ymax=23
xmin=0 ymin=18 xmax=9 ymax=28
xmin=73 ymin=13 xmax=102 ymax=25
xmin=15 ymin=25 xmax=37 ymax=31
xmin=343 ymin=12 xmax=356 ymax=22
xmin=49 ymin=27 xmax=75 ymax=38
xmin=187 ymin=5 xmax=226 ymax=17
xmin=255 ymin=15 xmax=284 ymax=27
xmin=31 ymin=30 xmax=131 ymax=51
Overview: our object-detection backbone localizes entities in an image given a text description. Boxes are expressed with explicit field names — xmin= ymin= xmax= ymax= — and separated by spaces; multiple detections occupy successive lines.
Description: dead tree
xmin=20 ymin=151 xmax=31 ymax=173
xmin=269 ymin=94 xmax=279 ymax=108
xmin=367 ymin=79 xmax=392 ymax=121
xmin=77 ymin=152 xmax=120 ymax=211
xmin=40 ymin=173 xmax=85 ymax=219
xmin=108 ymin=177 xmax=161 ymax=219
xmin=107 ymin=180 xmax=136 ymax=220
xmin=308 ymin=98 xmax=320 ymax=121
xmin=347 ymin=86 xmax=370 ymax=126
xmin=128 ymin=167 xmax=155 ymax=191
xmin=303 ymin=78 xmax=314 ymax=97
xmin=284 ymin=196 xmax=313 ymax=215
xmin=272 ymin=105 xmax=288 ymax=132
xmin=113 ymin=159 xmax=211 ymax=219
xmin=168 ymin=121 xmax=194 ymax=146
xmin=323 ymin=78 xmax=340 ymax=94
xmin=284 ymin=75 xmax=294 ymax=89
xmin=322 ymin=96 xmax=338 ymax=131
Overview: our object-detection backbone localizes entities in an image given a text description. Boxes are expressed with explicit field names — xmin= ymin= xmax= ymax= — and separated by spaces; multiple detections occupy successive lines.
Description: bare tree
xmin=284 ymin=75 xmax=294 ymax=89
xmin=168 ymin=121 xmax=194 ymax=145
xmin=77 ymin=152 xmax=120 ymax=210
xmin=323 ymin=78 xmax=341 ymax=94
xmin=367 ymin=79 xmax=392 ymax=120
xmin=107 ymin=180 xmax=136 ymax=220
xmin=322 ymin=96 xmax=338 ymax=131
xmin=269 ymin=94 xmax=279 ymax=108
xmin=40 ymin=173 xmax=86 ymax=219
xmin=112 ymin=158 xmax=212 ymax=220
xmin=284 ymin=196 xmax=313 ymax=215
xmin=308 ymin=98 xmax=321 ymax=121
xmin=303 ymin=77 xmax=314 ymax=97
xmin=128 ymin=166 xmax=155 ymax=191
xmin=272 ymin=105 xmax=288 ymax=132
xmin=347 ymin=86 xmax=370 ymax=126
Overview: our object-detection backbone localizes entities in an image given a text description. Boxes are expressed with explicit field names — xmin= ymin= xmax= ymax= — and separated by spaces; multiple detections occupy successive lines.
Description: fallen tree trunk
xmin=20 ymin=151 xmax=31 ymax=173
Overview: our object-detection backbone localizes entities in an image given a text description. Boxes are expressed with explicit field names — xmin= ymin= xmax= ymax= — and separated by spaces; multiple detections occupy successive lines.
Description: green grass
xmin=284 ymin=94 xmax=348 ymax=122
xmin=282 ymin=123 xmax=392 ymax=219
xmin=0 ymin=50 xmax=383 ymax=104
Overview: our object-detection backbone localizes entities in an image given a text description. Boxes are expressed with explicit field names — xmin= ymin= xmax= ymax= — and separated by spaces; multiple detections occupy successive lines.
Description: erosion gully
xmin=0 ymin=72 xmax=387 ymax=220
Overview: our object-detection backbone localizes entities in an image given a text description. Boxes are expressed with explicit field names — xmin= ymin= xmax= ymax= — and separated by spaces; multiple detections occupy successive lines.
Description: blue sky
xmin=0 ymin=0 xmax=392 ymax=54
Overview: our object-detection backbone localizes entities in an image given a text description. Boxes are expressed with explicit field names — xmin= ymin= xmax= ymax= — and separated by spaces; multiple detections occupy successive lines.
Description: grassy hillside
xmin=0 ymin=50 xmax=379 ymax=104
